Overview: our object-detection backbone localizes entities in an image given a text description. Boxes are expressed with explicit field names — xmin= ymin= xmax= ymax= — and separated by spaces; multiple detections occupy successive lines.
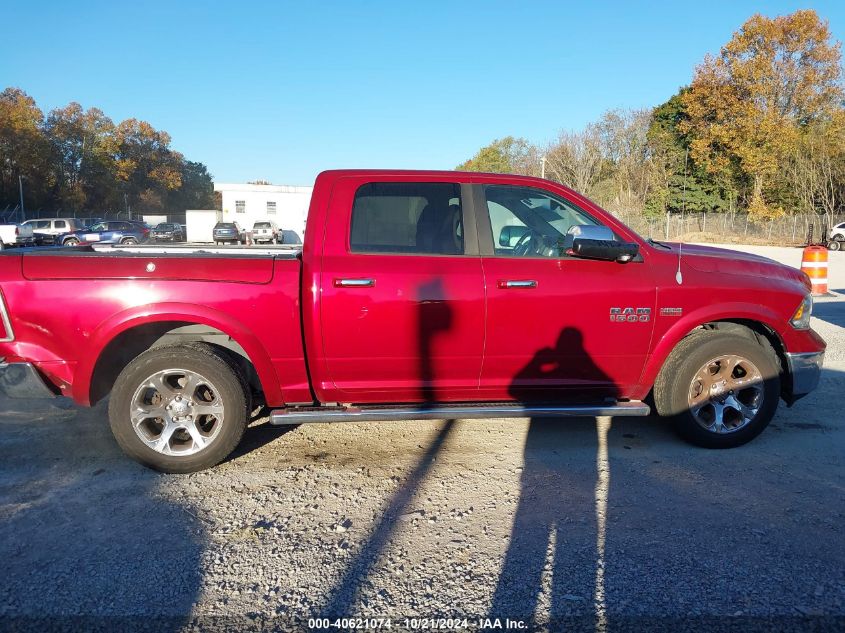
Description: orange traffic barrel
xmin=801 ymin=245 xmax=829 ymax=296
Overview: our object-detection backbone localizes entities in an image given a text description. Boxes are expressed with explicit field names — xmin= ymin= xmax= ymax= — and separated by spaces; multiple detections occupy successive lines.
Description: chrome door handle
xmin=334 ymin=278 xmax=376 ymax=288
xmin=498 ymin=279 xmax=538 ymax=289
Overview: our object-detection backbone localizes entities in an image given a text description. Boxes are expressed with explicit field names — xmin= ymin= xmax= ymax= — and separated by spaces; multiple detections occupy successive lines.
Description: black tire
xmin=653 ymin=330 xmax=781 ymax=448
xmin=121 ymin=237 xmax=138 ymax=245
xmin=108 ymin=344 xmax=249 ymax=473
xmin=829 ymin=240 xmax=841 ymax=252
xmin=63 ymin=237 xmax=79 ymax=246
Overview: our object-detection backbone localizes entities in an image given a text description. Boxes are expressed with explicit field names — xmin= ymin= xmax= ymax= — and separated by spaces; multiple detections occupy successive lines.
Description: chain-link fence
xmin=612 ymin=211 xmax=845 ymax=246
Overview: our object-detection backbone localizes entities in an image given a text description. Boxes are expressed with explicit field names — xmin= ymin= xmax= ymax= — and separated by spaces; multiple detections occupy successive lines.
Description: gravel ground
xmin=1 ymin=246 xmax=843 ymax=632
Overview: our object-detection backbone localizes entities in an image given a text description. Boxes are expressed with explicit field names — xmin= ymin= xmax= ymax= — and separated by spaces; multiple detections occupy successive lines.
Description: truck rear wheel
xmin=108 ymin=344 xmax=249 ymax=472
xmin=653 ymin=330 xmax=781 ymax=448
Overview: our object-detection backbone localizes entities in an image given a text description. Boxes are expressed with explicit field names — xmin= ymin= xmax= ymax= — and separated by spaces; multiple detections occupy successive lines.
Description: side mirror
xmin=563 ymin=225 xmax=639 ymax=263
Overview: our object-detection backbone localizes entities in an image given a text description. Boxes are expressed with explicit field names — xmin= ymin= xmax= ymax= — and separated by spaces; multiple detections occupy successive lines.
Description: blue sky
xmin=2 ymin=1 xmax=844 ymax=185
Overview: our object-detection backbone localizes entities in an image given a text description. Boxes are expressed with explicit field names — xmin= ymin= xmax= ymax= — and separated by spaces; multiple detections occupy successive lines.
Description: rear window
xmin=350 ymin=182 xmax=463 ymax=255
xmin=156 ymin=223 xmax=175 ymax=229
xmin=214 ymin=223 xmax=235 ymax=229
xmin=253 ymin=222 xmax=272 ymax=229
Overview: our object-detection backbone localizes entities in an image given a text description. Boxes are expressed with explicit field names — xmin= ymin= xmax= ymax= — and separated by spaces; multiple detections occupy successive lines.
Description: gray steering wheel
xmin=513 ymin=230 xmax=537 ymax=256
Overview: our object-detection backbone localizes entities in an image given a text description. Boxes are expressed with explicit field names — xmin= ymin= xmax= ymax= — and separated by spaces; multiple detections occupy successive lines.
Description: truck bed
xmin=0 ymin=243 xmax=310 ymax=406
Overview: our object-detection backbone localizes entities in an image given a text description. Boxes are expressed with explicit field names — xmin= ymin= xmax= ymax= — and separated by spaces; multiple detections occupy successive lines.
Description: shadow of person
xmin=417 ymin=278 xmax=453 ymax=407
xmin=489 ymin=328 xmax=620 ymax=629
xmin=319 ymin=278 xmax=455 ymax=616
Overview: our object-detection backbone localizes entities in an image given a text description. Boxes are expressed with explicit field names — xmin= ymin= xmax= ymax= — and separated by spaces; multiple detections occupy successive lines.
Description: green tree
xmin=167 ymin=160 xmax=214 ymax=210
xmin=646 ymin=90 xmax=731 ymax=216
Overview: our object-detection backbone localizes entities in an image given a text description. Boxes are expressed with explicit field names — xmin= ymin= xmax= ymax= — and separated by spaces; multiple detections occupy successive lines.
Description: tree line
xmin=0 ymin=88 xmax=214 ymax=217
xmin=457 ymin=10 xmax=845 ymax=224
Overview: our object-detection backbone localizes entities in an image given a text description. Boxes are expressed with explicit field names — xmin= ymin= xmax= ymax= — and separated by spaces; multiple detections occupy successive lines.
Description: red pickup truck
xmin=0 ymin=170 xmax=826 ymax=472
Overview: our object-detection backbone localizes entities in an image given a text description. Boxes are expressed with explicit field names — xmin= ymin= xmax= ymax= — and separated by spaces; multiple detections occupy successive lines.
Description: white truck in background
xmin=0 ymin=222 xmax=35 ymax=249
xmin=829 ymin=221 xmax=845 ymax=250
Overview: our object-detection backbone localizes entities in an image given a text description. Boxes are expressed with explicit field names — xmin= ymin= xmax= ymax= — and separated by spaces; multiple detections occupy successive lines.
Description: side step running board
xmin=269 ymin=401 xmax=650 ymax=425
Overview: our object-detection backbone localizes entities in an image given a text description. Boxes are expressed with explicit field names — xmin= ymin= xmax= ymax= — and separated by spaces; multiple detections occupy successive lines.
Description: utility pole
xmin=540 ymin=156 xmax=546 ymax=179
xmin=18 ymin=175 xmax=25 ymax=222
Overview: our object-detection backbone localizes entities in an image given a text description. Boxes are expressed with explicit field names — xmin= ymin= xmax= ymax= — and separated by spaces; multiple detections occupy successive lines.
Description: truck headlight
xmin=790 ymin=295 xmax=813 ymax=330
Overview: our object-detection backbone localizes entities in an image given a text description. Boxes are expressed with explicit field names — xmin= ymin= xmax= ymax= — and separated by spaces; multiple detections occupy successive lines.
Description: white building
xmin=214 ymin=182 xmax=313 ymax=241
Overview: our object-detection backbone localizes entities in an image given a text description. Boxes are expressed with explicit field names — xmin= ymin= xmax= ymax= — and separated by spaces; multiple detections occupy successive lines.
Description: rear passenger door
xmin=319 ymin=178 xmax=485 ymax=404
xmin=106 ymin=221 xmax=130 ymax=240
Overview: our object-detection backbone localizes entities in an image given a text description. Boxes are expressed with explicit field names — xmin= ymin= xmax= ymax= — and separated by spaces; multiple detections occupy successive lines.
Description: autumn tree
xmin=682 ymin=10 xmax=844 ymax=219
xmin=0 ymin=88 xmax=215 ymax=217
xmin=456 ymin=136 xmax=540 ymax=175
xmin=0 ymin=88 xmax=50 ymax=213
xmin=45 ymin=103 xmax=118 ymax=210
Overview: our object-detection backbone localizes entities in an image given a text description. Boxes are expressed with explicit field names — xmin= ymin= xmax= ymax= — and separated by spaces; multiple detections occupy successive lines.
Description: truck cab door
xmin=317 ymin=178 xmax=485 ymax=404
xmin=476 ymin=183 xmax=656 ymax=402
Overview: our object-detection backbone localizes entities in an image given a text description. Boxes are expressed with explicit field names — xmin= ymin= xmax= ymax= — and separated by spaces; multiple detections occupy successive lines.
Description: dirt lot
xmin=1 ymin=245 xmax=843 ymax=632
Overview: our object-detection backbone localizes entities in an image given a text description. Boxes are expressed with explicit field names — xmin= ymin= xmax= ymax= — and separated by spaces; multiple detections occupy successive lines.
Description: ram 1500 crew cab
xmin=0 ymin=170 xmax=825 ymax=472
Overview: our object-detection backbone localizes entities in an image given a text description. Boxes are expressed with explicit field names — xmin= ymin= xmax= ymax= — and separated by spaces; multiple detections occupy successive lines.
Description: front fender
xmin=637 ymin=302 xmax=787 ymax=398
xmin=72 ymin=302 xmax=283 ymax=406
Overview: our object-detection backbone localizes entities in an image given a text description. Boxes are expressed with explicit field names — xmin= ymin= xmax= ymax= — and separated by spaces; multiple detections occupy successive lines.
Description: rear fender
xmin=72 ymin=302 xmax=283 ymax=406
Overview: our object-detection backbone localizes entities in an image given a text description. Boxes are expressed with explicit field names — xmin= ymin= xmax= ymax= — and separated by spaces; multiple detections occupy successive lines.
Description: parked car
xmin=828 ymin=221 xmax=845 ymax=251
xmin=278 ymin=229 xmax=302 ymax=245
xmin=77 ymin=217 xmax=104 ymax=228
xmin=21 ymin=218 xmax=86 ymax=245
xmin=0 ymin=222 xmax=35 ymax=249
xmin=57 ymin=220 xmax=149 ymax=246
xmin=213 ymin=221 xmax=245 ymax=245
xmin=0 ymin=169 xmax=826 ymax=473
xmin=151 ymin=222 xmax=185 ymax=242
xmin=252 ymin=221 xmax=279 ymax=244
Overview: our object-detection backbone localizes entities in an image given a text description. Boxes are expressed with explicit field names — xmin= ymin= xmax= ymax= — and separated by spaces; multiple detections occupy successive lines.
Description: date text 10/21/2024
xmin=307 ymin=617 xmax=529 ymax=630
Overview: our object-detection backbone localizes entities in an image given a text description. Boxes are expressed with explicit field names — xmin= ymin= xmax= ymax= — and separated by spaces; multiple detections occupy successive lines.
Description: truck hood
xmin=666 ymin=243 xmax=810 ymax=290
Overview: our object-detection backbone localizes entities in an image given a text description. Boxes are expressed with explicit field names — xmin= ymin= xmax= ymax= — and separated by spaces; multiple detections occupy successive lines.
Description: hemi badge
xmin=660 ymin=307 xmax=683 ymax=317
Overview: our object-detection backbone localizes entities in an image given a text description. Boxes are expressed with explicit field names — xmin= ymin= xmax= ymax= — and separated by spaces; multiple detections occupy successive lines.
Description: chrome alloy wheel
xmin=687 ymin=354 xmax=765 ymax=434
xmin=130 ymin=368 xmax=225 ymax=456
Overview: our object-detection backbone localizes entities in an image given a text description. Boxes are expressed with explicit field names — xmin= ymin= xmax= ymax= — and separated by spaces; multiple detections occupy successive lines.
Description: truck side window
xmin=350 ymin=182 xmax=463 ymax=255
xmin=485 ymin=185 xmax=599 ymax=258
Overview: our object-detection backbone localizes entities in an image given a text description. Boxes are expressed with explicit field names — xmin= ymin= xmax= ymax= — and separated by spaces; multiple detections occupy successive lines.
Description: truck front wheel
xmin=108 ymin=344 xmax=249 ymax=472
xmin=653 ymin=331 xmax=781 ymax=448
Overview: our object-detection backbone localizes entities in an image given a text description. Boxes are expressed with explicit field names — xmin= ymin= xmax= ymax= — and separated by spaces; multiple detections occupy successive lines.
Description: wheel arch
xmin=639 ymin=305 xmax=788 ymax=398
xmin=74 ymin=304 xmax=284 ymax=406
